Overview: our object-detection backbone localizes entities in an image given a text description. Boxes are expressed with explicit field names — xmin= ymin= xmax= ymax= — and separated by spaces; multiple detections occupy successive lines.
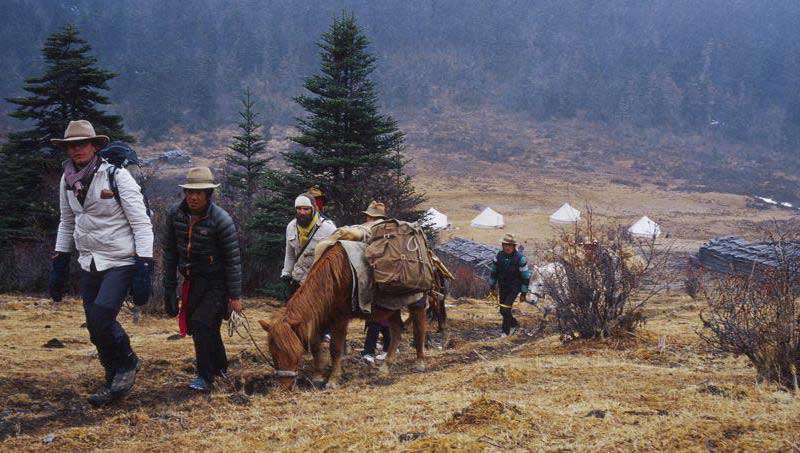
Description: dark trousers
xmin=499 ymin=289 xmax=519 ymax=335
xmin=80 ymin=264 xmax=136 ymax=384
xmin=362 ymin=321 xmax=390 ymax=356
xmin=190 ymin=317 xmax=227 ymax=383
xmin=187 ymin=278 xmax=228 ymax=383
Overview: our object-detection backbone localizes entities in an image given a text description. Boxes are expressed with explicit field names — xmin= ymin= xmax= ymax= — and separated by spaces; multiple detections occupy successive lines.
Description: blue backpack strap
xmin=107 ymin=165 xmax=122 ymax=204
xmin=108 ymin=164 xmax=153 ymax=217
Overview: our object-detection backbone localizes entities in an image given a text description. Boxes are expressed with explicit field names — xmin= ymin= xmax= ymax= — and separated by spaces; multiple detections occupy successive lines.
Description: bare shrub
xmin=0 ymin=235 xmax=62 ymax=293
xmin=542 ymin=212 xmax=671 ymax=341
xmin=685 ymin=257 xmax=702 ymax=299
xmin=448 ymin=264 xmax=491 ymax=299
xmin=699 ymin=230 xmax=800 ymax=391
xmin=137 ymin=197 xmax=167 ymax=314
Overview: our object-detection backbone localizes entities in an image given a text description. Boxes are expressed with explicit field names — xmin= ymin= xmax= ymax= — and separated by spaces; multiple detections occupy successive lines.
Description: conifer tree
xmin=285 ymin=13 xmax=423 ymax=226
xmin=0 ymin=23 xmax=132 ymax=242
xmin=226 ymin=87 xmax=270 ymax=212
xmin=250 ymin=13 xmax=424 ymax=292
xmin=0 ymin=24 xmax=131 ymax=291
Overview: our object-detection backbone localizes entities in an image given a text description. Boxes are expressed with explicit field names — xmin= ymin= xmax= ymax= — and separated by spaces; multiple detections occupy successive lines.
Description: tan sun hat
xmin=501 ymin=233 xmax=517 ymax=246
xmin=307 ymin=185 xmax=325 ymax=198
xmin=363 ymin=200 xmax=387 ymax=219
xmin=51 ymin=120 xmax=110 ymax=148
xmin=179 ymin=167 xmax=220 ymax=189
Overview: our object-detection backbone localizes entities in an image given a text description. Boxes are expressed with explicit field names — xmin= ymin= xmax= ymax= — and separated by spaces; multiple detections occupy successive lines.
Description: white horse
xmin=528 ymin=262 xmax=565 ymax=304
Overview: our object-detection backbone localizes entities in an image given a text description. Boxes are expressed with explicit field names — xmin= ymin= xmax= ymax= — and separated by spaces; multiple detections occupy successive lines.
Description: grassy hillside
xmin=142 ymin=112 xmax=800 ymax=250
xmin=1 ymin=293 xmax=798 ymax=450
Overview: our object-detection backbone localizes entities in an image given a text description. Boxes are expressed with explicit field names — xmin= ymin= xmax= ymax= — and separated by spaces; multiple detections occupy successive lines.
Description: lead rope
xmin=227 ymin=309 xmax=276 ymax=369
xmin=228 ymin=310 xmax=322 ymax=390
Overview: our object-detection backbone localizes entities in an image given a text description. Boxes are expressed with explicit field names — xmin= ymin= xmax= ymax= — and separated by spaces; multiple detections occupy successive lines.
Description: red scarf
xmin=179 ymin=280 xmax=191 ymax=336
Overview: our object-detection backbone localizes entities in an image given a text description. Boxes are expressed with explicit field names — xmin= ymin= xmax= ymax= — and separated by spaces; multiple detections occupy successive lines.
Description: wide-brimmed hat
xmin=179 ymin=167 xmax=220 ymax=189
xmin=307 ymin=185 xmax=325 ymax=199
xmin=363 ymin=200 xmax=387 ymax=219
xmin=51 ymin=120 xmax=110 ymax=148
xmin=501 ymin=233 xmax=517 ymax=246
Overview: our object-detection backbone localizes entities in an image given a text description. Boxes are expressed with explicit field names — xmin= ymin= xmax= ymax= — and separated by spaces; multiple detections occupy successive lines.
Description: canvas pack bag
xmin=365 ymin=219 xmax=436 ymax=295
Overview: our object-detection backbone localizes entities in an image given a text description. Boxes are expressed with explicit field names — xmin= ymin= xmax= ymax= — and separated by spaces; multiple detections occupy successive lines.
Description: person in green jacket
xmin=488 ymin=234 xmax=531 ymax=336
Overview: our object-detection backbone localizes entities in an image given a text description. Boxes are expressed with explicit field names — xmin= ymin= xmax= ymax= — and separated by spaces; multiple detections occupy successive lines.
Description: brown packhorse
xmin=258 ymin=243 xmax=427 ymax=390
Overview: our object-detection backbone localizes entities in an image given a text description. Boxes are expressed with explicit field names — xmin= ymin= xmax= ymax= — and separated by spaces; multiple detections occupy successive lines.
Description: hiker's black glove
xmin=49 ymin=252 xmax=71 ymax=302
xmin=164 ymin=287 xmax=178 ymax=317
xmin=280 ymin=274 xmax=295 ymax=302
xmin=131 ymin=256 xmax=154 ymax=306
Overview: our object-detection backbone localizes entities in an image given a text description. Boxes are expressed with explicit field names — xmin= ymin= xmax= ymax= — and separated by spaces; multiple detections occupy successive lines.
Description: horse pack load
xmin=365 ymin=219 xmax=436 ymax=296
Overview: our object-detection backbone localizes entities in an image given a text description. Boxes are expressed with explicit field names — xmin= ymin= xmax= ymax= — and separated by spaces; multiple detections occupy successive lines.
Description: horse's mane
xmin=273 ymin=243 xmax=353 ymax=351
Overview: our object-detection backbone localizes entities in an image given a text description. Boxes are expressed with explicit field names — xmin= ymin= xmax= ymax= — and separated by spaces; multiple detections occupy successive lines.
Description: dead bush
xmin=685 ymin=257 xmax=702 ymax=299
xmin=542 ymin=212 xmax=670 ymax=341
xmin=0 ymin=234 xmax=64 ymax=293
xmin=699 ymin=230 xmax=800 ymax=391
xmin=448 ymin=265 xmax=491 ymax=299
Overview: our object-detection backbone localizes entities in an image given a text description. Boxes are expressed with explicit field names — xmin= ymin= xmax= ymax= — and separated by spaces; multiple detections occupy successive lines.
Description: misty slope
xmin=399 ymin=108 xmax=800 ymax=205
xmin=2 ymin=1 xmax=799 ymax=203
xmin=1 ymin=0 xmax=799 ymax=146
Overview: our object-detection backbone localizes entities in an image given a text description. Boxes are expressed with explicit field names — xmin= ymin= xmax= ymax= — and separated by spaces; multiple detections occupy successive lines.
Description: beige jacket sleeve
xmin=54 ymin=174 xmax=76 ymax=253
xmin=281 ymin=222 xmax=297 ymax=278
xmin=115 ymin=168 xmax=154 ymax=258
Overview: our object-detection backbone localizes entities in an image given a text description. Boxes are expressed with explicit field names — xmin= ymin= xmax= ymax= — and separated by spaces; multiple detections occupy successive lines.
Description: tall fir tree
xmin=250 ymin=13 xmax=424 ymax=293
xmin=226 ymin=87 xmax=270 ymax=212
xmin=225 ymin=88 xmax=271 ymax=293
xmin=0 ymin=23 xmax=132 ymax=242
xmin=286 ymin=13 xmax=424 ymax=226
xmin=0 ymin=23 xmax=131 ymax=291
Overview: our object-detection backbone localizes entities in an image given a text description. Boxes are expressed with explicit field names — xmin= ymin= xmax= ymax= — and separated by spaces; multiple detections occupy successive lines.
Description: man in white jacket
xmin=49 ymin=120 xmax=154 ymax=406
xmin=280 ymin=193 xmax=336 ymax=300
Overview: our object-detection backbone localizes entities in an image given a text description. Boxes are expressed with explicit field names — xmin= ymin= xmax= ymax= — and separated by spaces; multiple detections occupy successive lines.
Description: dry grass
xmin=1 ymin=291 xmax=798 ymax=451
xmin=2 ymin=120 xmax=798 ymax=450
xmin=418 ymin=166 xmax=796 ymax=249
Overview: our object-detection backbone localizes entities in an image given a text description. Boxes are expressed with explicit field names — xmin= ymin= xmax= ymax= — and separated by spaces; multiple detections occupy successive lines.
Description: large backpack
xmin=365 ymin=219 xmax=436 ymax=296
xmin=99 ymin=141 xmax=153 ymax=217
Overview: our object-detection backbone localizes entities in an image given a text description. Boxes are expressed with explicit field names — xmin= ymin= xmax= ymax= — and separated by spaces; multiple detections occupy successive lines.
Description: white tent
xmin=424 ymin=207 xmax=449 ymax=231
xmin=628 ymin=216 xmax=661 ymax=238
xmin=549 ymin=203 xmax=581 ymax=225
xmin=470 ymin=207 xmax=504 ymax=229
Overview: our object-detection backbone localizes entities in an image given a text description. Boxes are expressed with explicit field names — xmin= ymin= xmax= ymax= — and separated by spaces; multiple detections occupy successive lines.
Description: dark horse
xmin=258 ymin=243 xmax=427 ymax=390
xmin=405 ymin=268 xmax=449 ymax=348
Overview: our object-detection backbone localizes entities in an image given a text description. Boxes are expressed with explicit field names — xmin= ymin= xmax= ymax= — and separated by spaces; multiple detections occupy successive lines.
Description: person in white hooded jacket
xmin=49 ymin=120 xmax=153 ymax=406
xmin=280 ymin=193 xmax=336 ymax=300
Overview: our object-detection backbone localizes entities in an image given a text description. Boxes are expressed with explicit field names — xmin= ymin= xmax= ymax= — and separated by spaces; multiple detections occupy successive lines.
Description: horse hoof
xmin=413 ymin=361 xmax=426 ymax=372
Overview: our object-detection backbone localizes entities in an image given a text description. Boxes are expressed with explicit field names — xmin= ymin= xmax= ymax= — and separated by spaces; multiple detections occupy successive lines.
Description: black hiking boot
xmin=87 ymin=385 xmax=116 ymax=406
xmin=103 ymin=365 xmax=115 ymax=388
xmin=110 ymin=353 xmax=140 ymax=394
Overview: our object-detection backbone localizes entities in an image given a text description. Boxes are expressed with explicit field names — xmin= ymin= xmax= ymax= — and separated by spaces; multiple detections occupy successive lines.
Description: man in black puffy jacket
xmin=163 ymin=167 xmax=242 ymax=391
